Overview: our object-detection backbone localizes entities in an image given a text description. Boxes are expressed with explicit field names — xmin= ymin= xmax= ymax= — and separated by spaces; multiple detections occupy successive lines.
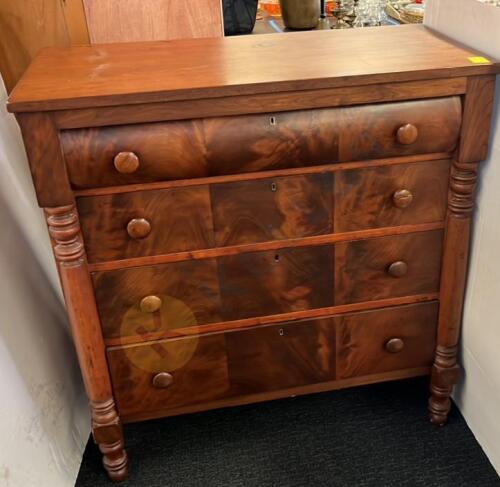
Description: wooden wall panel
xmin=0 ymin=0 xmax=89 ymax=93
xmin=83 ymin=0 xmax=224 ymax=43
xmin=0 ymin=0 xmax=68 ymax=92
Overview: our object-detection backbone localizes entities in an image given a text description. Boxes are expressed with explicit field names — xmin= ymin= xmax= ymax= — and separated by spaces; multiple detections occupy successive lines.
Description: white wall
xmin=0 ymin=77 xmax=89 ymax=487
xmin=426 ymin=0 xmax=500 ymax=475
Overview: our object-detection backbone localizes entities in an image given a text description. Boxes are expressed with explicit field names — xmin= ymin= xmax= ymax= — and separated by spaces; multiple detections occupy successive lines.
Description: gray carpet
xmin=76 ymin=377 xmax=500 ymax=486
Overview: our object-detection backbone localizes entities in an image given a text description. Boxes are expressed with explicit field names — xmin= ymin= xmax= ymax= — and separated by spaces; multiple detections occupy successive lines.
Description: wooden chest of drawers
xmin=8 ymin=25 xmax=499 ymax=482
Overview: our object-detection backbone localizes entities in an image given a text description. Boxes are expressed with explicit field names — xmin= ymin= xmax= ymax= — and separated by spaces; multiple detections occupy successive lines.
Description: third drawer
xmin=92 ymin=230 xmax=443 ymax=339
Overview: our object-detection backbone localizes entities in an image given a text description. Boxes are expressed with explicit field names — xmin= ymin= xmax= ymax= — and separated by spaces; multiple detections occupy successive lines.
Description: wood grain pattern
xmin=7 ymin=25 xmax=499 ymax=112
xmin=61 ymin=0 xmax=90 ymax=45
xmin=458 ymin=76 xmax=497 ymax=163
xmin=0 ymin=0 xmax=70 ymax=93
xmin=336 ymin=302 xmax=438 ymax=379
xmin=107 ymin=333 xmax=230 ymax=417
xmin=78 ymin=186 xmax=214 ymax=262
xmin=93 ymin=259 xmax=223 ymax=339
xmin=83 ymin=0 xmax=223 ymax=44
xmin=335 ymin=231 xmax=443 ymax=305
xmin=52 ymin=78 xmax=468 ymax=130
xmin=218 ymin=246 xmax=335 ymax=321
xmin=211 ymin=173 xmax=333 ymax=247
xmin=62 ymin=98 xmax=461 ymax=189
xmin=334 ymin=160 xmax=450 ymax=232
xmin=16 ymin=112 xmax=73 ymax=207
xmin=225 ymin=318 xmax=336 ymax=394
xmin=61 ymin=122 xmax=210 ymax=188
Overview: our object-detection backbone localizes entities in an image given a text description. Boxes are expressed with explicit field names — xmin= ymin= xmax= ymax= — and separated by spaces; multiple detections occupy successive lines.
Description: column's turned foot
xmin=91 ymin=399 xmax=128 ymax=482
xmin=100 ymin=439 xmax=128 ymax=482
xmin=428 ymin=345 xmax=461 ymax=426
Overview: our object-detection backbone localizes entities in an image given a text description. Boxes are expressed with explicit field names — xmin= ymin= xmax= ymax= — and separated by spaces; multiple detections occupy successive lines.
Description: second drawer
xmin=93 ymin=230 xmax=443 ymax=339
xmin=79 ymin=160 xmax=449 ymax=263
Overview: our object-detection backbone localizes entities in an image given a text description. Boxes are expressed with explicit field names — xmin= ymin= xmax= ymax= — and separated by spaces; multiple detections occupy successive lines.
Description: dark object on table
xmin=223 ymin=0 xmax=259 ymax=35
xmin=279 ymin=0 xmax=320 ymax=29
xmin=317 ymin=0 xmax=332 ymax=29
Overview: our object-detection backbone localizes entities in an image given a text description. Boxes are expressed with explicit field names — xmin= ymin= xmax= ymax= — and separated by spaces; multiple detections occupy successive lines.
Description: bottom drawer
xmin=107 ymin=302 xmax=438 ymax=419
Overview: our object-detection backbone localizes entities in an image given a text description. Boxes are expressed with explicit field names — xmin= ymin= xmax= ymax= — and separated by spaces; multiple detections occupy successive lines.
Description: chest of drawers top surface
xmin=7 ymin=24 xmax=499 ymax=113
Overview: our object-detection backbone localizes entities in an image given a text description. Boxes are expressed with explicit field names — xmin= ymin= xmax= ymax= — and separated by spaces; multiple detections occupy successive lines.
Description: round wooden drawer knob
xmin=127 ymin=218 xmax=151 ymax=239
xmin=152 ymin=372 xmax=173 ymax=388
xmin=114 ymin=151 xmax=140 ymax=174
xmin=385 ymin=338 xmax=405 ymax=354
xmin=140 ymin=295 xmax=162 ymax=313
xmin=396 ymin=124 xmax=418 ymax=145
xmin=392 ymin=189 xmax=414 ymax=209
xmin=387 ymin=261 xmax=408 ymax=278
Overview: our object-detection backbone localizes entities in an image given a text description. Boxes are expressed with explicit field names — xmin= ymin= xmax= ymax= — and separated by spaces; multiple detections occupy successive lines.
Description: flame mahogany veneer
xmin=8 ymin=25 xmax=499 ymax=482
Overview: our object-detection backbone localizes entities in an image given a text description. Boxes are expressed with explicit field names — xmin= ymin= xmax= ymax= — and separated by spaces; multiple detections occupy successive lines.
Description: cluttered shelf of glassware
xmin=255 ymin=0 xmax=421 ymax=34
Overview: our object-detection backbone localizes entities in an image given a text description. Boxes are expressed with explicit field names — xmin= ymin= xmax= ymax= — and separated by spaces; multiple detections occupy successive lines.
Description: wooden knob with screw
xmin=152 ymin=372 xmax=173 ymax=388
xmin=396 ymin=124 xmax=418 ymax=145
xmin=114 ymin=151 xmax=140 ymax=174
xmin=387 ymin=261 xmax=408 ymax=278
xmin=385 ymin=338 xmax=405 ymax=353
xmin=127 ymin=218 xmax=151 ymax=239
xmin=392 ymin=189 xmax=414 ymax=209
xmin=140 ymin=295 xmax=162 ymax=313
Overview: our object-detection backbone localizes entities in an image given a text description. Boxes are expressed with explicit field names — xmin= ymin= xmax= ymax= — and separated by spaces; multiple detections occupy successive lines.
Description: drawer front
xmin=334 ymin=160 xmax=450 ymax=232
xmin=94 ymin=246 xmax=334 ymax=339
xmin=225 ymin=318 xmax=336 ymax=395
xmin=108 ymin=317 xmax=336 ymax=418
xmin=108 ymin=302 xmax=436 ymax=418
xmin=79 ymin=160 xmax=448 ymax=263
xmin=211 ymin=173 xmax=333 ymax=247
xmin=335 ymin=230 xmax=443 ymax=305
xmin=94 ymin=231 xmax=442 ymax=339
xmin=78 ymin=185 xmax=214 ymax=263
xmin=336 ymin=302 xmax=438 ymax=379
xmin=62 ymin=97 xmax=461 ymax=189
xmin=218 ymin=246 xmax=335 ymax=321
xmin=108 ymin=333 xmax=230 ymax=416
xmin=93 ymin=259 xmax=223 ymax=339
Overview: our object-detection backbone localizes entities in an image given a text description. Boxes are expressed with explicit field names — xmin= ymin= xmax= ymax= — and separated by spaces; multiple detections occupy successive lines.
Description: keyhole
xmin=279 ymin=328 xmax=284 ymax=336
xmin=274 ymin=254 xmax=280 ymax=263
xmin=270 ymin=116 xmax=277 ymax=126
xmin=271 ymin=182 xmax=277 ymax=192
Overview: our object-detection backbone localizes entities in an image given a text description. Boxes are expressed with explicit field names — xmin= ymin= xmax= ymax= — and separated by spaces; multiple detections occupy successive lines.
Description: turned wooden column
xmin=45 ymin=206 xmax=128 ymax=481
xmin=16 ymin=112 xmax=128 ymax=481
xmin=429 ymin=75 xmax=496 ymax=425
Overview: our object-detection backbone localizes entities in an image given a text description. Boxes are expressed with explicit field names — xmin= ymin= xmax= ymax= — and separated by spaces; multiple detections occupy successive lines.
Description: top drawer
xmin=61 ymin=97 xmax=462 ymax=189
